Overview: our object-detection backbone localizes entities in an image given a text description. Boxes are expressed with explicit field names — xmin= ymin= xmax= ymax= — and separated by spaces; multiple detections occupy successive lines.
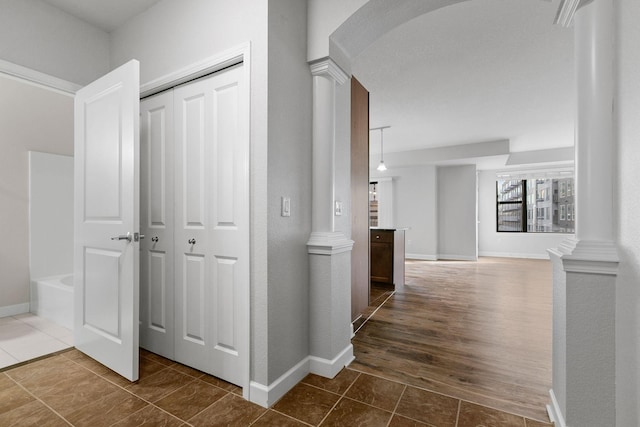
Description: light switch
xmin=335 ymin=200 xmax=343 ymax=216
xmin=281 ymin=196 xmax=291 ymax=217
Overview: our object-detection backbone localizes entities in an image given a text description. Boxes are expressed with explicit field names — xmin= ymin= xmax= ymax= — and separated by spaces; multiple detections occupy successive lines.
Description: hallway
xmin=351 ymin=257 xmax=552 ymax=422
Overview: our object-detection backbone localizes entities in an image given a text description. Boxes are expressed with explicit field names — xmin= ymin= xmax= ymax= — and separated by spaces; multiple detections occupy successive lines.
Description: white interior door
xmin=174 ymin=64 xmax=249 ymax=386
xmin=140 ymin=91 xmax=175 ymax=358
xmin=74 ymin=60 xmax=140 ymax=381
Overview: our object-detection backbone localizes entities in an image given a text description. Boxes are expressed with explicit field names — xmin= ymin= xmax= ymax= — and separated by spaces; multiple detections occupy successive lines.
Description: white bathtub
xmin=30 ymin=274 xmax=74 ymax=330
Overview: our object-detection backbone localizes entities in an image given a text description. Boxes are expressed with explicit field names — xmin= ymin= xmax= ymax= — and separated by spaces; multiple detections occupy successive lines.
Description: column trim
xmin=548 ymin=238 xmax=619 ymax=275
xmin=310 ymin=57 xmax=349 ymax=85
xmin=307 ymin=232 xmax=354 ymax=255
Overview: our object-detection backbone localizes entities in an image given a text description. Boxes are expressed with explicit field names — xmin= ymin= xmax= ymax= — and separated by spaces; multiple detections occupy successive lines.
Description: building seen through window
xmin=496 ymin=176 xmax=575 ymax=233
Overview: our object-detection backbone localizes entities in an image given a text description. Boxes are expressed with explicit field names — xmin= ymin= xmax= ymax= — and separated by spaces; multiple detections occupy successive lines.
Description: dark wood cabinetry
xmin=370 ymin=229 xmax=405 ymax=289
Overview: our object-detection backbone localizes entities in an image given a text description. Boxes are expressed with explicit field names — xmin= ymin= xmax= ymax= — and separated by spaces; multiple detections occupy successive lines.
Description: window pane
xmin=497 ymin=177 xmax=574 ymax=233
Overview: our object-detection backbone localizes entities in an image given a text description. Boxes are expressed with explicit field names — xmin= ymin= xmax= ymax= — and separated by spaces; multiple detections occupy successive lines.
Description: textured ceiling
xmin=352 ymin=0 xmax=574 ymax=155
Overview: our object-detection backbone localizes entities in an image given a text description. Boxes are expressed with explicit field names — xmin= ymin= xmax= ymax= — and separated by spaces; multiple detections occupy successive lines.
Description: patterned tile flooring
xmin=0 ymin=348 xmax=552 ymax=426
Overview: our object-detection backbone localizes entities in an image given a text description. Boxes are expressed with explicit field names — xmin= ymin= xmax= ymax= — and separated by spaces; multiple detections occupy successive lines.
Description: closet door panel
xmin=140 ymin=91 xmax=174 ymax=358
xmin=208 ymin=65 xmax=248 ymax=386
xmin=174 ymin=65 xmax=248 ymax=386
xmin=174 ymin=77 xmax=210 ymax=372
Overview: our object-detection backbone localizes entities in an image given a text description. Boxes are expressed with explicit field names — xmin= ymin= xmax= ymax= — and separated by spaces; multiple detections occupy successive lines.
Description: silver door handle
xmin=111 ymin=232 xmax=132 ymax=242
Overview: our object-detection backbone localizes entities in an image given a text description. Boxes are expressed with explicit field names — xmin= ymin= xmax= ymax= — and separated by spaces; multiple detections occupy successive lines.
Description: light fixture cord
xmin=380 ymin=128 xmax=384 ymax=162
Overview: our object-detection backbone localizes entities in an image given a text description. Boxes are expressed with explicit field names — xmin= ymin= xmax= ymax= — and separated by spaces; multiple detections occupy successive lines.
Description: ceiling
xmin=41 ymin=0 xmax=162 ymax=32
xmin=352 ymin=0 xmax=574 ymax=164
xmin=40 ymin=0 xmax=573 ymax=169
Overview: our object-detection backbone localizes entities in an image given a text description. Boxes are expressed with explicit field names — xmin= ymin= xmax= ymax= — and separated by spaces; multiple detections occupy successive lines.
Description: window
xmin=497 ymin=176 xmax=575 ymax=233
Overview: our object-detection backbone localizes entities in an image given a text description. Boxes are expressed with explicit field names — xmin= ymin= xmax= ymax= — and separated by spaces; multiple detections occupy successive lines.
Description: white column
xmin=547 ymin=1 xmax=618 ymax=426
xmin=574 ymin=0 xmax=614 ymax=242
xmin=307 ymin=58 xmax=354 ymax=378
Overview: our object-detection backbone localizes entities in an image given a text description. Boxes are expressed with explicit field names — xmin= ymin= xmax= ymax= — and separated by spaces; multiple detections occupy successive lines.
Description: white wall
xmin=29 ymin=152 xmax=74 ymax=280
xmin=266 ymin=0 xmax=313 ymax=384
xmin=615 ymin=0 xmax=640 ymax=423
xmin=0 ymin=75 xmax=73 ymax=316
xmin=478 ymin=170 xmax=569 ymax=259
xmin=110 ymin=0 xmax=271 ymax=386
xmin=437 ymin=165 xmax=477 ymax=260
xmin=371 ymin=165 xmax=437 ymax=259
xmin=0 ymin=0 xmax=110 ymax=85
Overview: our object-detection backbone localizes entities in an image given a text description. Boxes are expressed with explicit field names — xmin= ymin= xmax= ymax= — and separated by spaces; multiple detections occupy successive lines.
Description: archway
xmin=306 ymin=0 xmax=619 ymax=425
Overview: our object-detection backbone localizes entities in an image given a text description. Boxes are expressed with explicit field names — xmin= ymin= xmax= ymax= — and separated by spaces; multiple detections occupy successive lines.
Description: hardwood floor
xmin=351 ymin=257 xmax=552 ymax=422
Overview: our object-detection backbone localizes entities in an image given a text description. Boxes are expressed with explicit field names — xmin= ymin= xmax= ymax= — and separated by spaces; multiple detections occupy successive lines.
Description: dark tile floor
xmin=0 ymin=348 xmax=552 ymax=426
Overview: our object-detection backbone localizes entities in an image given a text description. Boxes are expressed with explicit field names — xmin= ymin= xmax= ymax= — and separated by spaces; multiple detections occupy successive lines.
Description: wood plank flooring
xmin=351 ymin=257 xmax=552 ymax=422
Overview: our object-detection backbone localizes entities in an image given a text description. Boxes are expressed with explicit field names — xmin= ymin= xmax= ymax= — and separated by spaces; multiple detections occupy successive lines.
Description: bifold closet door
xmin=140 ymin=91 xmax=175 ymax=358
xmin=174 ymin=64 xmax=249 ymax=386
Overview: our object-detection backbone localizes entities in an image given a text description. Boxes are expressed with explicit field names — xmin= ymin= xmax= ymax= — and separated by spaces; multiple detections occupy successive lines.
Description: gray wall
xmin=371 ymin=165 xmax=437 ymax=259
xmin=0 ymin=0 xmax=110 ymax=85
xmin=615 ymin=0 xmax=640 ymax=422
xmin=0 ymin=75 xmax=73 ymax=315
xmin=437 ymin=165 xmax=477 ymax=260
xmin=266 ymin=0 xmax=312 ymax=384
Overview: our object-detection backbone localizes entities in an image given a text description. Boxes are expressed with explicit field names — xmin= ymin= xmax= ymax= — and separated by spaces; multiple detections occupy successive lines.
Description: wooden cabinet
xmin=370 ymin=229 xmax=405 ymax=289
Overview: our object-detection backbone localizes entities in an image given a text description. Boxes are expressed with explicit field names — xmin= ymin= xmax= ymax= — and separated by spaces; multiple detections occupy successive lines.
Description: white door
xmin=74 ymin=60 xmax=140 ymax=381
xmin=140 ymin=91 xmax=175 ymax=358
xmin=174 ymin=64 xmax=249 ymax=386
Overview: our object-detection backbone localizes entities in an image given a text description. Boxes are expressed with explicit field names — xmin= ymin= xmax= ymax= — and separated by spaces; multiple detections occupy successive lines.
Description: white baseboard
xmin=479 ymin=251 xmax=550 ymax=260
xmin=248 ymin=344 xmax=355 ymax=408
xmin=309 ymin=344 xmax=355 ymax=378
xmin=0 ymin=303 xmax=30 ymax=318
xmin=405 ymin=253 xmax=437 ymax=261
xmin=547 ymin=389 xmax=567 ymax=427
xmin=249 ymin=357 xmax=310 ymax=408
xmin=437 ymin=254 xmax=477 ymax=261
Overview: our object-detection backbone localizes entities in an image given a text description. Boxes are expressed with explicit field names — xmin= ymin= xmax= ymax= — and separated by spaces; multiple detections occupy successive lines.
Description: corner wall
xmin=0 ymin=75 xmax=73 ymax=316
xmin=370 ymin=165 xmax=437 ymax=260
xmin=266 ymin=0 xmax=313 ymax=384
xmin=615 ymin=0 xmax=640 ymax=423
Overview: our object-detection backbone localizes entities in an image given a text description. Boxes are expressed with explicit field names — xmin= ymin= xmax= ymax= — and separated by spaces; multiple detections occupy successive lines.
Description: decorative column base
xmin=547 ymin=238 xmax=618 ymax=427
xmin=308 ymin=232 xmax=355 ymax=378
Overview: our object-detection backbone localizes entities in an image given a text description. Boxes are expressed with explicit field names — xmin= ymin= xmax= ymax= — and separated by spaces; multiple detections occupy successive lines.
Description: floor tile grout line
xmin=353 ymin=291 xmax=396 ymax=335
xmin=5 ymin=369 xmax=74 ymax=426
xmin=455 ymin=399 xmax=462 ymax=427
xmin=385 ymin=384 xmax=407 ymax=427
xmin=60 ymin=353 xmax=208 ymax=426
xmin=313 ymin=371 xmax=362 ymax=426
xmin=345 ymin=365 xmax=547 ymax=423
xmin=182 ymin=389 xmax=234 ymax=425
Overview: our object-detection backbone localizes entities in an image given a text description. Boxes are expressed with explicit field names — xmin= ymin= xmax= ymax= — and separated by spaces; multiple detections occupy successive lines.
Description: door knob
xmin=151 ymin=236 xmax=159 ymax=243
xmin=111 ymin=232 xmax=132 ymax=242
xmin=188 ymin=238 xmax=196 ymax=245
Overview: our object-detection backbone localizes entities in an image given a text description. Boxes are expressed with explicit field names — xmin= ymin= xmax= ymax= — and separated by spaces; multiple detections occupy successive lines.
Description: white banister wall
xmin=307 ymin=58 xmax=354 ymax=378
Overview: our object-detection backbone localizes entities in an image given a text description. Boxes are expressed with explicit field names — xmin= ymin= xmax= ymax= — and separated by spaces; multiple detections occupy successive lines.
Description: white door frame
xmin=139 ymin=42 xmax=252 ymax=400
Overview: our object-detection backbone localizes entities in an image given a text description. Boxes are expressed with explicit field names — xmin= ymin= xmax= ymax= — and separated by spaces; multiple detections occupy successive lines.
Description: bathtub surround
xmin=28 ymin=152 xmax=74 ymax=281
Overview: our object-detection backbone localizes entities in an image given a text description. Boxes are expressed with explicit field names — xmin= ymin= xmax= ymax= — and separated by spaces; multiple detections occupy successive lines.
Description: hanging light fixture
xmin=371 ymin=126 xmax=390 ymax=171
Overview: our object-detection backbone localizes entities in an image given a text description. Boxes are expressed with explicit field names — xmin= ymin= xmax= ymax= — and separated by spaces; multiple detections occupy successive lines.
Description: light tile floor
xmin=0 ymin=313 xmax=72 ymax=369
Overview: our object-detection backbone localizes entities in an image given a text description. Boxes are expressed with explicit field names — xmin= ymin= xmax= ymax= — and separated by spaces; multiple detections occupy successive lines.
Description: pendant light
xmin=371 ymin=126 xmax=390 ymax=172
